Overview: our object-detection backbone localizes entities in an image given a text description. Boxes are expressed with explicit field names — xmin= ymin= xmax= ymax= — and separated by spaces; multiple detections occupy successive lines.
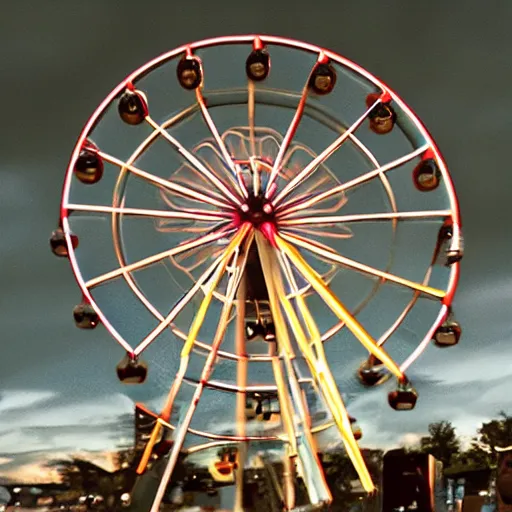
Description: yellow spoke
xmin=276 ymin=252 xmax=368 ymax=480
xmin=256 ymin=232 xmax=374 ymax=495
xmin=258 ymin=232 xmax=327 ymax=507
xmin=284 ymin=276 xmax=374 ymax=491
xmin=277 ymin=276 xmax=374 ymax=493
xmin=136 ymin=224 xmax=251 ymax=474
xmin=275 ymin=234 xmax=404 ymax=380
xmin=182 ymin=223 xmax=252 ymax=357
xmin=148 ymin=232 xmax=252 ymax=512
xmin=317 ymin=371 xmax=374 ymax=491
xmin=136 ymin=420 xmax=163 ymax=474
xmin=281 ymin=231 xmax=445 ymax=299
xmin=257 ymin=233 xmax=299 ymax=454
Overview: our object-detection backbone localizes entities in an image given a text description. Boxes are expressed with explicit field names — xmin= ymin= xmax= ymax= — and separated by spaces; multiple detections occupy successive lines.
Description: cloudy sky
xmin=1 ymin=0 xmax=511 ymax=486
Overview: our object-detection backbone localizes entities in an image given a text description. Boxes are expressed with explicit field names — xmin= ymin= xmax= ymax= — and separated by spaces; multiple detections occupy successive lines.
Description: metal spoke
xmin=99 ymin=150 xmax=232 ymax=210
xmin=196 ymin=88 xmax=249 ymax=199
xmin=274 ymin=233 xmax=404 ymax=380
xmin=277 ymin=144 xmax=429 ymax=216
xmin=256 ymin=232 xmax=333 ymax=505
xmin=248 ymin=81 xmax=256 ymax=159
xmin=265 ymin=53 xmax=330 ymax=198
xmin=400 ymin=305 xmax=448 ymax=372
xmin=280 ymin=231 xmax=446 ymax=299
xmin=86 ymin=226 xmax=233 ymax=289
xmin=133 ymin=253 xmax=225 ymax=359
xmin=136 ymin=225 xmax=251 ymax=475
xmin=272 ymin=98 xmax=382 ymax=205
xmin=234 ymin=275 xmax=248 ymax=512
xmin=280 ymin=209 xmax=452 ymax=225
xmin=276 ymin=265 xmax=373 ymax=495
xmin=66 ymin=203 xmax=230 ymax=221
xmin=149 ymin=227 xmax=252 ymax=512
xmin=256 ymin=234 xmax=299 ymax=511
xmin=257 ymin=232 xmax=374 ymax=494
xmin=145 ymin=115 xmax=242 ymax=206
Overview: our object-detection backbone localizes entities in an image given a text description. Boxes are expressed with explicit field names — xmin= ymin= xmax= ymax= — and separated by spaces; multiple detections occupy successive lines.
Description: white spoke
xmin=280 ymin=209 xmax=451 ymax=225
xmin=99 ymin=151 xmax=232 ymax=210
xmin=257 ymin=232 xmax=374 ymax=494
xmin=85 ymin=227 xmax=233 ymax=288
xmin=250 ymin=156 xmax=261 ymax=196
xmin=133 ymin=252 xmax=226 ymax=356
xmin=273 ymin=253 xmax=333 ymax=504
xmin=248 ymin=80 xmax=256 ymax=158
xmin=149 ymin=236 xmax=251 ymax=512
xmin=281 ymin=231 xmax=445 ymax=299
xmin=265 ymin=53 xmax=329 ymax=197
xmin=145 ymin=115 xmax=242 ymax=206
xmin=196 ymin=89 xmax=248 ymax=198
xmin=66 ymin=203 xmax=229 ymax=221
xmin=273 ymin=98 xmax=381 ymax=205
xmin=278 ymin=144 xmax=429 ymax=216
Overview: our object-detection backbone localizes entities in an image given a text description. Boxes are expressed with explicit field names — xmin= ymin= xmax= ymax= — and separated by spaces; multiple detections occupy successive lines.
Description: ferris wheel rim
xmin=59 ymin=34 xmax=461 ymax=370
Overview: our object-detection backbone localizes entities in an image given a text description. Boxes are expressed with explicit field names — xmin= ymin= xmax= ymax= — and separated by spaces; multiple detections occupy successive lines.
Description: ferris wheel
xmin=50 ymin=35 xmax=462 ymax=511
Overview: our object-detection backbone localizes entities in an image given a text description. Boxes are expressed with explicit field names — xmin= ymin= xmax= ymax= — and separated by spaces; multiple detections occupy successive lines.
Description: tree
xmin=477 ymin=411 xmax=512 ymax=452
xmin=462 ymin=411 xmax=512 ymax=469
xmin=420 ymin=421 xmax=460 ymax=467
xmin=451 ymin=444 xmax=491 ymax=471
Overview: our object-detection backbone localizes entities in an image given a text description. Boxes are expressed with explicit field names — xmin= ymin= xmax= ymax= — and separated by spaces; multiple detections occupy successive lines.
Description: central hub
xmin=239 ymin=194 xmax=274 ymax=228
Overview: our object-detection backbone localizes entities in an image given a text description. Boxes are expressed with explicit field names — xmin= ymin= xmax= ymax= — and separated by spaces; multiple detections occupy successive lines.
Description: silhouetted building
xmin=497 ymin=446 xmax=512 ymax=512
xmin=382 ymin=449 xmax=442 ymax=512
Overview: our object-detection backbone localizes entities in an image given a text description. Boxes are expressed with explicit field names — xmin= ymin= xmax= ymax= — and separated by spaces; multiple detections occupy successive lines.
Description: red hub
xmin=234 ymin=193 xmax=277 ymax=244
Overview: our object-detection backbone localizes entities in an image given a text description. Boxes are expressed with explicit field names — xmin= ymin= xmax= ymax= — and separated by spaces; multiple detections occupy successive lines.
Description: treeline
xmin=409 ymin=411 xmax=512 ymax=471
